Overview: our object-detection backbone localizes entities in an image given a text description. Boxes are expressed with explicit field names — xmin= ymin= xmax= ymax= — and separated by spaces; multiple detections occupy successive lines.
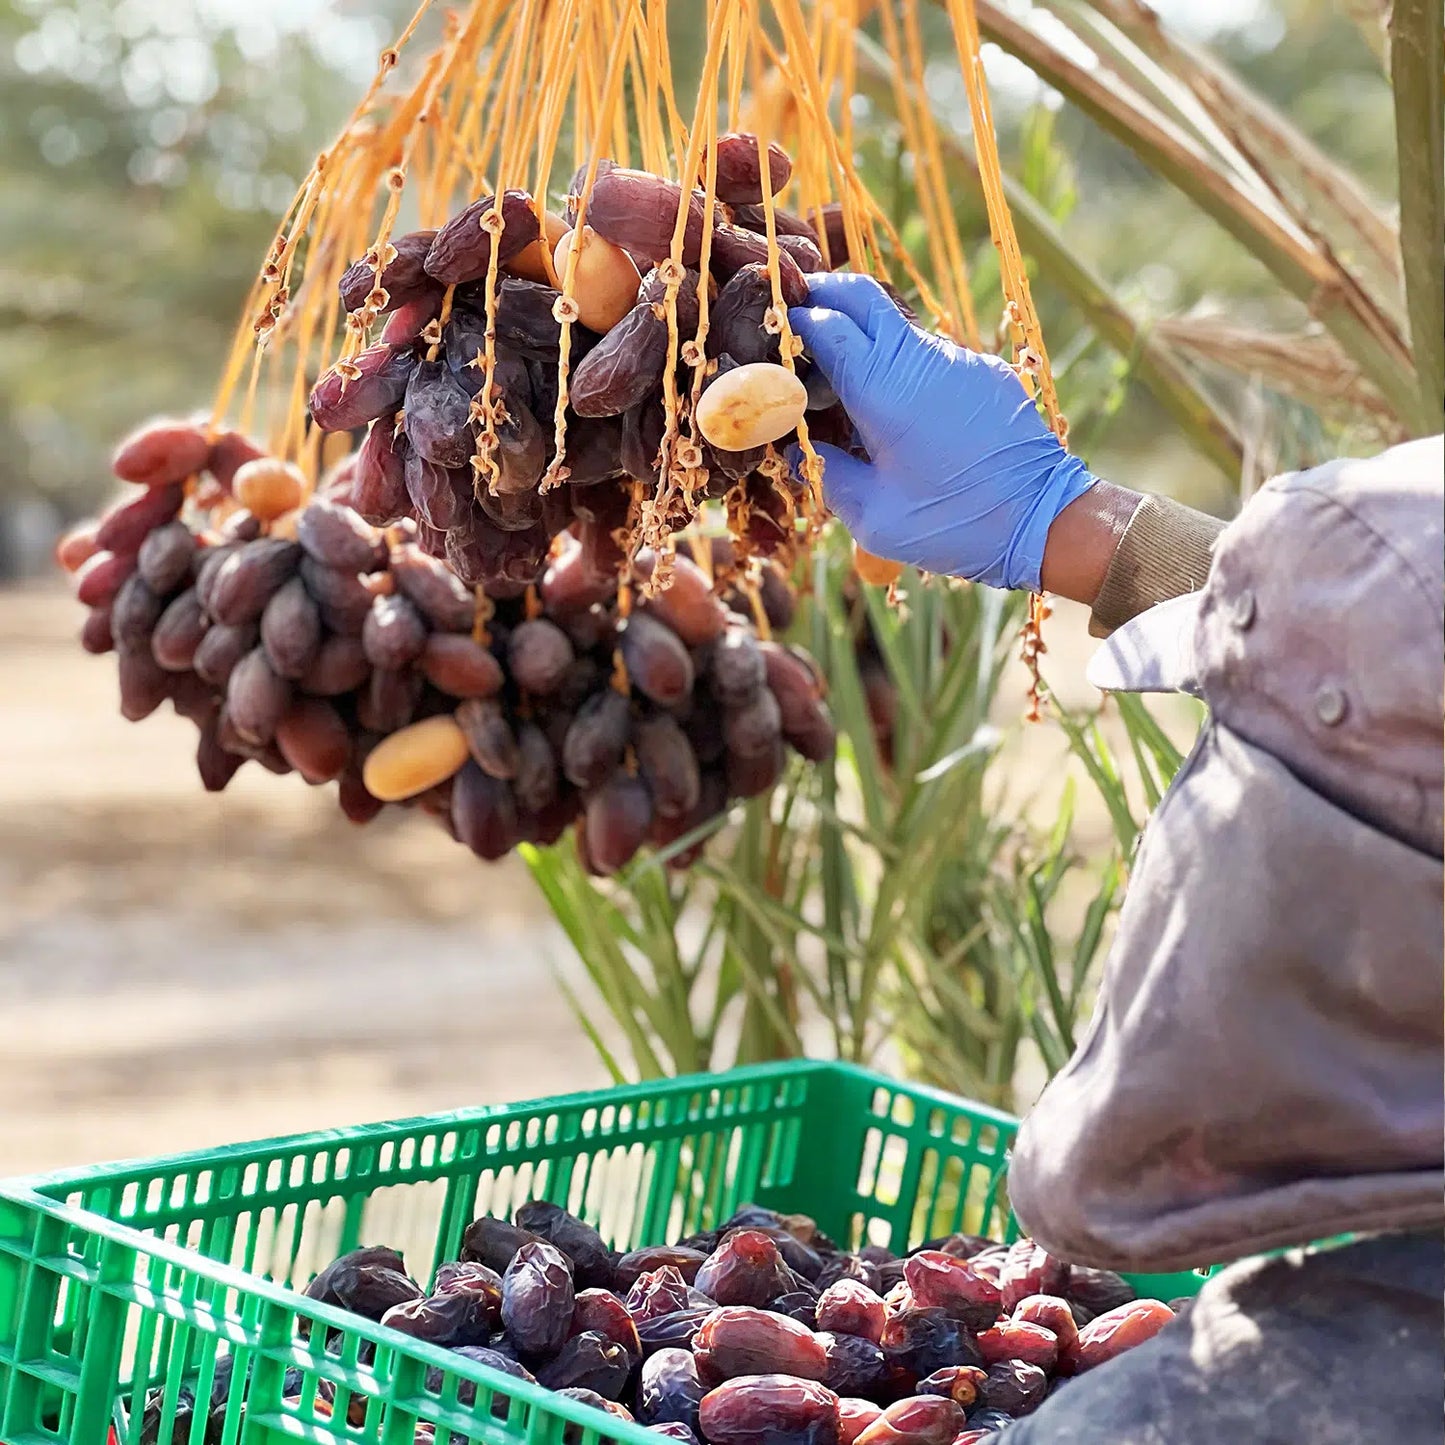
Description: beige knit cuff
xmin=1088 ymin=494 xmax=1226 ymax=638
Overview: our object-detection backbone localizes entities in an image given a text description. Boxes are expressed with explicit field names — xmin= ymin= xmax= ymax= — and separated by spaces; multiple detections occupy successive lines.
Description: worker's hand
xmin=789 ymin=273 xmax=1094 ymax=592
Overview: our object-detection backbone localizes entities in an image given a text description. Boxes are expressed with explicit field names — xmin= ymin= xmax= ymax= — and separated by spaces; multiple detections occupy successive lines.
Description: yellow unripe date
xmin=554 ymin=225 xmax=641 ymax=333
xmin=361 ymin=714 xmax=470 ymax=801
xmin=694 ymin=362 xmax=808 ymax=452
xmin=233 ymin=458 xmax=306 ymax=522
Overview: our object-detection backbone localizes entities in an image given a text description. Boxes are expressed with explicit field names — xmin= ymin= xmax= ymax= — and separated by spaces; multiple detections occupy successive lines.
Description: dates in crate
xmin=1065 ymin=1299 xmax=1174 ymax=1374
xmin=694 ymin=1307 xmax=828 ymax=1385
xmin=903 ymin=1252 xmax=1000 ymax=1332
xmin=514 ymin=1200 xmax=616 ymax=1291
xmin=695 ymin=1230 xmax=793 ymax=1308
xmin=853 ymin=1395 xmax=965 ymax=1445
xmin=700 ymin=1376 xmax=840 ymax=1445
xmin=537 ymin=1331 xmax=634 ymax=1399
xmin=501 ymin=1240 xmax=576 ymax=1359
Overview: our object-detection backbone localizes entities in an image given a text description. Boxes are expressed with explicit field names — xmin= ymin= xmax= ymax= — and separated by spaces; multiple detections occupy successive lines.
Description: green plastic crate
xmin=0 ymin=1060 xmax=1211 ymax=1445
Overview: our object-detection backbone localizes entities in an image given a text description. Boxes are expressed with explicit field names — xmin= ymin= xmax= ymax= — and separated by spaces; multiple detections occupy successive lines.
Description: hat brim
xmin=1087 ymin=591 xmax=1203 ymax=696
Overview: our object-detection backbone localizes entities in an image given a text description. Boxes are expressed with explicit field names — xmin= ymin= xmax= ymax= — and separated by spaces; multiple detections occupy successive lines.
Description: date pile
xmin=59 ymin=421 xmax=834 ymax=873
xmin=311 ymin=133 xmax=861 ymax=588
xmin=298 ymin=1201 xmax=1180 ymax=1442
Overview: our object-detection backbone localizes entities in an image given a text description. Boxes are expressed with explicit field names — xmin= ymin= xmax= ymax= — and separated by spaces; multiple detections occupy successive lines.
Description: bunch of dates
xmin=311 ymin=132 xmax=865 ymax=588
xmin=292 ymin=1201 xmax=1182 ymax=1443
xmin=57 ymin=419 xmax=834 ymax=874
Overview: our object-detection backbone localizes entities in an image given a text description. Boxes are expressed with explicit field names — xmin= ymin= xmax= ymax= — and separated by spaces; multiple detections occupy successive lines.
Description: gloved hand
xmin=789 ymin=272 xmax=1095 ymax=592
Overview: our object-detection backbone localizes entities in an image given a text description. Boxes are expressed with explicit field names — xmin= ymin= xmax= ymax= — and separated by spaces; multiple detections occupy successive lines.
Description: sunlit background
xmin=0 ymin=0 xmax=1397 ymax=1175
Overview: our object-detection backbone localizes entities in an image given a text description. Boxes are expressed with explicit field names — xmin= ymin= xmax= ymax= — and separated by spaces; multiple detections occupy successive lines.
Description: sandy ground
xmin=0 ymin=578 xmax=1182 ymax=1183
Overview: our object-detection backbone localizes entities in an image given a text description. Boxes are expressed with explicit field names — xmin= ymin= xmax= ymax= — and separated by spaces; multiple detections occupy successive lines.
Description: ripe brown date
xmin=352 ymin=420 xmax=411 ymax=525
xmin=421 ymin=632 xmax=502 ymax=697
xmin=461 ymin=1216 xmax=546 ymax=1275
xmin=363 ymin=593 xmax=428 ymax=672
xmin=111 ymin=573 xmax=164 ymax=651
xmin=296 ymin=498 xmax=386 ymax=573
xmin=275 ymin=698 xmax=350 ymax=784
xmin=406 ymin=358 xmax=476 ymax=470
xmin=570 ymin=303 xmax=670 ymax=417
xmin=500 ymin=1239 xmax=576 ymax=1360
xmin=815 ymin=1279 xmax=887 ymax=1343
xmin=627 ymin=1266 xmax=694 ymax=1323
xmin=708 ymin=133 xmax=792 ymax=205
xmin=854 ymin=1396 xmax=965 ymax=1445
xmin=698 ymin=1375 xmax=840 ymax=1445
xmin=914 ymin=1365 xmax=987 ymax=1409
xmin=390 ymin=543 xmax=477 ymax=631
xmin=424 ymin=190 xmax=540 ymax=286
xmin=1065 ymin=1299 xmax=1173 ymax=1375
xmin=508 ymin=619 xmax=575 ymax=695
xmin=584 ymin=772 xmax=653 ymax=875
xmin=621 ymin=612 xmax=693 ymax=707
xmin=585 ymin=168 xmax=708 ymax=266
xmin=1065 ymin=1265 xmax=1136 ymax=1317
xmin=457 ymin=696 xmax=519 ymax=779
xmin=513 ymin=1200 xmax=615 ymax=1291
xmin=637 ymin=1307 xmax=712 ymax=1355
xmin=634 ymin=713 xmax=701 ymax=819
xmin=695 ymin=1230 xmax=793 ymax=1309
xmin=903 ymin=1252 xmax=1000 ymax=1332
xmin=226 ymin=647 xmax=291 ymax=745
xmin=694 ymin=1306 xmax=829 ymax=1385
xmin=536 ymin=1331 xmax=633 ymax=1399
xmin=837 ymin=1398 xmax=882 ymax=1445
xmin=570 ymin=1288 xmax=642 ymax=1360
xmin=817 ymin=1332 xmax=885 ymax=1397
xmin=880 ymin=1307 xmax=981 ymax=1389
xmin=137 ymin=521 xmax=196 ymax=594
xmin=973 ymin=1319 xmax=1057 ymax=1373
xmin=339 ymin=229 xmax=439 ymax=313
xmin=261 ymin=577 xmax=323 ymax=679
xmin=309 ymin=344 xmax=417 ymax=433
xmin=111 ymin=420 xmax=210 ymax=488
xmin=150 ymin=590 xmax=208 ymax=672
xmin=381 ymin=1288 xmax=495 ymax=1348
xmin=208 ymin=539 xmax=302 ymax=626
xmin=96 ymin=483 xmax=186 ymax=555
xmin=452 ymin=761 xmax=520 ymax=860
xmin=709 ymin=624 xmax=766 ymax=705
xmin=194 ymin=621 xmax=258 ymax=688
xmin=998 ymin=1241 xmax=1068 ymax=1313
xmin=638 ymin=1347 xmax=705 ymax=1433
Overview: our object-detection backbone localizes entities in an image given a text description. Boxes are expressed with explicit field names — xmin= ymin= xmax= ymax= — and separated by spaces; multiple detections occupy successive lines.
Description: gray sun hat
xmin=1008 ymin=434 xmax=1444 ymax=1275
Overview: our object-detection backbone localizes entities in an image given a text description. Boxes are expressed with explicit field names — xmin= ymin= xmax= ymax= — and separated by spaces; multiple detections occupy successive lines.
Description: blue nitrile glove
xmin=789 ymin=273 xmax=1095 ymax=592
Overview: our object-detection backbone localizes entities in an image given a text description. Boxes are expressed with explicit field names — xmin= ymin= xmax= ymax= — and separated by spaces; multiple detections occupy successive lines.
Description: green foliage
xmin=525 ymin=537 xmax=1176 ymax=1112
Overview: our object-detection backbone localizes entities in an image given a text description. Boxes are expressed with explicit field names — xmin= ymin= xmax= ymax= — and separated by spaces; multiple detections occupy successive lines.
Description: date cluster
xmin=278 ymin=1201 xmax=1178 ymax=1443
xmin=309 ymin=133 xmax=864 ymax=592
xmin=58 ymin=420 xmax=833 ymax=873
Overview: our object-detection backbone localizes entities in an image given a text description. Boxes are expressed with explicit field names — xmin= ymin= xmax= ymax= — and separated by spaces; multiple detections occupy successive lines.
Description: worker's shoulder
xmin=1235 ymin=435 xmax=1442 ymax=607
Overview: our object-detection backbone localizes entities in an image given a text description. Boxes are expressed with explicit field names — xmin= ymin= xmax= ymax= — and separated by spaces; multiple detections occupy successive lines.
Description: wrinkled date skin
xmin=694 ymin=1306 xmax=829 ymax=1385
xmin=627 ymin=1266 xmax=696 ymax=1323
xmin=513 ymin=1200 xmax=617 ymax=1291
xmin=974 ymin=1319 xmax=1058 ymax=1373
xmin=902 ymin=1253 xmax=1001 ymax=1333
xmin=1065 ymin=1299 xmax=1174 ymax=1375
xmin=694 ymin=1230 xmax=795 ymax=1309
xmin=535 ymin=1330 xmax=633 ymax=1400
xmin=699 ymin=1375 xmax=841 ymax=1445
xmin=500 ymin=1240 xmax=576 ymax=1359
xmin=880 ymin=1308 xmax=982 ymax=1390
xmin=381 ymin=1289 xmax=495 ymax=1348
xmin=998 ymin=1241 xmax=1069 ymax=1314
xmin=853 ymin=1395 xmax=965 ymax=1445
xmin=637 ymin=1347 xmax=706 ymax=1433
xmin=571 ymin=1287 xmax=643 ymax=1359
